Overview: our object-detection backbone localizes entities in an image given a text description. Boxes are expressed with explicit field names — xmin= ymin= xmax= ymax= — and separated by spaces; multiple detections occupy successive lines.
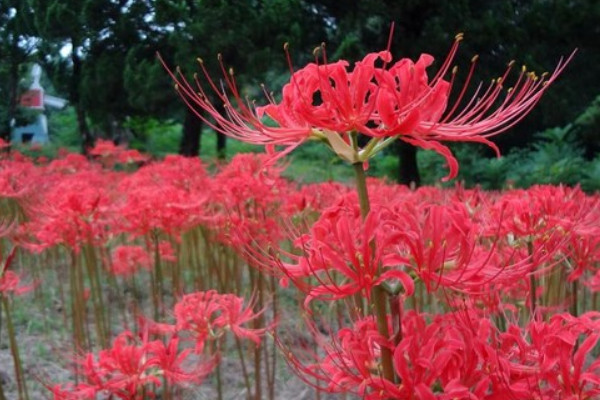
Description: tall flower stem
xmin=528 ymin=240 xmax=537 ymax=316
xmin=2 ymin=295 xmax=29 ymax=400
xmin=352 ymin=161 xmax=396 ymax=384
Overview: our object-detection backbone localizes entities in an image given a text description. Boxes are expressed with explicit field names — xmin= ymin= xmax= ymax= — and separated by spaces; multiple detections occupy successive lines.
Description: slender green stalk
xmin=251 ymin=268 xmax=264 ymax=400
xmin=215 ymin=349 xmax=223 ymax=400
xmin=571 ymin=280 xmax=579 ymax=317
xmin=83 ymin=244 xmax=108 ymax=347
xmin=352 ymin=162 xmax=371 ymax=220
xmin=352 ymin=161 xmax=396 ymax=384
xmin=2 ymin=295 xmax=29 ymax=400
xmin=0 ymin=299 xmax=5 ymax=400
xmin=148 ymin=234 xmax=165 ymax=320
xmin=268 ymin=274 xmax=277 ymax=400
xmin=234 ymin=336 xmax=252 ymax=397
xmin=528 ymin=240 xmax=537 ymax=316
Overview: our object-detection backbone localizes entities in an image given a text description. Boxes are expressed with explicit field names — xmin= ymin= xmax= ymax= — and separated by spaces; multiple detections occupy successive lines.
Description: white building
xmin=11 ymin=64 xmax=67 ymax=144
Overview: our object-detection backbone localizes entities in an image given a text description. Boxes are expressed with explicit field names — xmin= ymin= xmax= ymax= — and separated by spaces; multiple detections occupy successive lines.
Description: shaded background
xmin=1 ymin=0 xmax=599 ymax=188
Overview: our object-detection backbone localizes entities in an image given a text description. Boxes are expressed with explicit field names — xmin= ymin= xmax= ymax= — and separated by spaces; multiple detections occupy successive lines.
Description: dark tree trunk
xmin=3 ymin=34 xmax=20 ymax=143
xmin=215 ymin=102 xmax=227 ymax=159
xmin=180 ymin=108 xmax=202 ymax=157
xmin=216 ymin=132 xmax=226 ymax=159
xmin=71 ymin=49 xmax=92 ymax=153
xmin=396 ymin=141 xmax=421 ymax=188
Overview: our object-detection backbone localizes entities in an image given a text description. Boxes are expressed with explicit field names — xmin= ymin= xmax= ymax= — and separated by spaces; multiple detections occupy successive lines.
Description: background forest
xmin=1 ymin=0 xmax=599 ymax=189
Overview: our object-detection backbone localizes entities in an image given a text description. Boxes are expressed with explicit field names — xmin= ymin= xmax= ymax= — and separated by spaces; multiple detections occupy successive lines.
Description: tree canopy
xmin=0 ymin=0 xmax=598 ymax=180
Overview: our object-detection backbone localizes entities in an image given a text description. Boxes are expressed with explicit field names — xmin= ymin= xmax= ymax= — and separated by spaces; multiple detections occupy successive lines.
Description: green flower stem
xmin=0 ymin=298 xmax=5 ymax=400
xmin=528 ymin=240 xmax=536 ymax=316
xmin=352 ymin=162 xmax=371 ymax=220
xmin=2 ymin=295 xmax=29 ymax=400
xmin=370 ymin=137 xmax=397 ymax=158
xmin=352 ymin=161 xmax=396 ymax=385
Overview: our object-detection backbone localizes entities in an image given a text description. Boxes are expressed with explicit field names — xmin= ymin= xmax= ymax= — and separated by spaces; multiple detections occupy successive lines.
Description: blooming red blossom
xmin=89 ymin=139 xmax=149 ymax=167
xmin=50 ymin=330 xmax=215 ymax=399
xmin=284 ymin=309 xmax=600 ymax=399
xmin=0 ymin=270 xmax=32 ymax=296
xmin=110 ymin=245 xmax=152 ymax=276
xmin=172 ymin=290 xmax=267 ymax=352
xmin=163 ymin=35 xmax=573 ymax=179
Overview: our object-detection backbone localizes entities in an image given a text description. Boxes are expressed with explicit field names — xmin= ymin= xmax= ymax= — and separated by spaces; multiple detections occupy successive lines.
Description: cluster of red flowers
xmin=1 ymin=32 xmax=592 ymax=398
xmin=50 ymin=290 xmax=264 ymax=399
xmin=1 ymin=142 xmax=599 ymax=397
xmin=292 ymin=310 xmax=600 ymax=399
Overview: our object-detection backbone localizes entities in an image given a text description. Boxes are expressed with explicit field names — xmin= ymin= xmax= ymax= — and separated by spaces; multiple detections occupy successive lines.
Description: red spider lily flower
xmin=286 ymin=309 xmax=600 ymax=399
xmin=115 ymin=155 xmax=211 ymax=236
xmin=49 ymin=383 xmax=98 ymax=400
xmin=279 ymin=316 xmax=392 ymax=397
xmin=172 ymin=291 xmax=268 ymax=352
xmin=498 ymin=312 xmax=600 ymax=399
xmin=89 ymin=139 xmax=149 ymax=167
xmin=0 ymin=270 xmax=33 ymax=296
xmin=0 ymin=247 xmax=33 ymax=296
xmin=163 ymin=34 xmax=573 ymax=179
xmin=284 ymin=312 xmax=503 ymax=399
xmin=157 ymin=240 xmax=177 ymax=263
xmin=210 ymin=153 xmax=289 ymax=250
xmin=50 ymin=331 xmax=161 ymax=399
xmin=50 ymin=330 xmax=215 ymax=399
xmin=0 ymin=157 xmax=42 ymax=201
xmin=110 ymin=245 xmax=152 ymax=277
xmin=24 ymin=170 xmax=118 ymax=252
xmin=246 ymin=201 xmax=414 ymax=306
xmin=145 ymin=335 xmax=216 ymax=385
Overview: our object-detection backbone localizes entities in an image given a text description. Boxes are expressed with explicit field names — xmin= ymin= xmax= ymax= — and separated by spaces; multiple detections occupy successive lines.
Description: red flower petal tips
xmin=162 ymin=34 xmax=574 ymax=180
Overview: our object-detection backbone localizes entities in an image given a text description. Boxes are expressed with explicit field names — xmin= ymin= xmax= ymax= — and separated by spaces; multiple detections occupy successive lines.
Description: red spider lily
xmin=210 ymin=154 xmax=289 ymax=251
xmin=89 ymin=139 xmax=149 ymax=167
xmin=157 ymin=240 xmax=177 ymax=263
xmin=110 ymin=245 xmax=152 ymax=276
xmin=50 ymin=331 xmax=214 ymax=399
xmin=0 ymin=270 xmax=33 ymax=296
xmin=145 ymin=335 xmax=216 ymax=385
xmin=0 ymin=157 xmax=42 ymax=200
xmin=163 ymin=34 xmax=573 ymax=179
xmin=23 ymin=170 xmax=118 ymax=252
xmin=381 ymin=200 xmax=559 ymax=298
xmin=498 ymin=312 xmax=600 ymax=399
xmin=172 ymin=291 xmax=268 ymax=352
xmin=246 ymin=200 xmax=413 ymax=306
xmin=0 ymin=247 xmax=33 ymax=296
xmin=284 ymin=309 xmax=600 ymax=399
xmin=114 ymin=155 xmax=212 ymax=236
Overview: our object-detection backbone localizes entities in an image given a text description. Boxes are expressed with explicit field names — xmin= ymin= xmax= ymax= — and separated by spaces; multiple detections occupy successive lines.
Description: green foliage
xmin=573 ymin=94 xmax=600 ymax=154
xmin=124 ymin=117 xmax=180 ymax=156
xmin=48 ymin=106 xmax=81 ymax=149
xmin=283 ymin=140 xmax=353 ymax=183
xmin=410 ymin=124 xmax=599 ymax=193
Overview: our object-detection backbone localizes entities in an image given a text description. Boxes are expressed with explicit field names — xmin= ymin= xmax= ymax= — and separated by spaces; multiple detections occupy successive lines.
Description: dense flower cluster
xmin=1 ymin=143 xmax=599 ymax=398
xmin=291 ymin=310 xmax=600 ymax=399
xmin=50 ymin=291 xmax=264 ymax=399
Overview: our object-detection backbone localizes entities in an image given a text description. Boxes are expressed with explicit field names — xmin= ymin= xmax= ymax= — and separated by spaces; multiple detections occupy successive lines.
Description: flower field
xmin=0 ymin=23 xmax=595 ymax=400
xmin=0 ymin=142 xmax=599 ymax=399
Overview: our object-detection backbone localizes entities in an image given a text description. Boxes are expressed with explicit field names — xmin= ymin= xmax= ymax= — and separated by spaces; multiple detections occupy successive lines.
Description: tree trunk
xmin=396 ymin=141 xmax=420 ymax=188
xmin=180 ymin=108 xmax=202 ymax=157
xmin=71 ymin=48 xmax=93 ymax=153
xmin=216 ymin=132 xmax=226 ymax=159
xmin=3 ymin=32 xmax=21 ymax=143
